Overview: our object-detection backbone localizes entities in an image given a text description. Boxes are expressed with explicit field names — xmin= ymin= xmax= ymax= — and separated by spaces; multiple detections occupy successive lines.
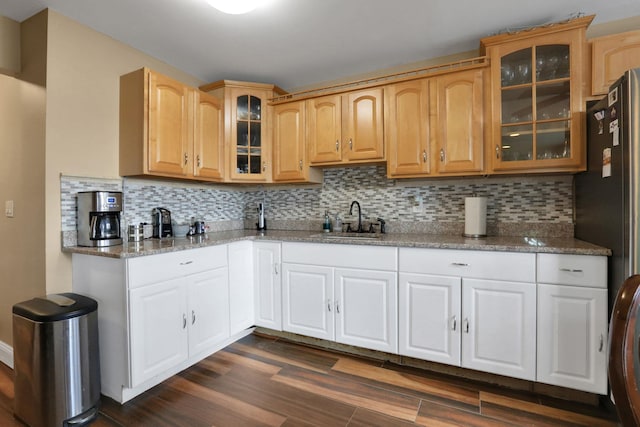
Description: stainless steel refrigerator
xmin=575 ymin=68 xmax=640 ymax=312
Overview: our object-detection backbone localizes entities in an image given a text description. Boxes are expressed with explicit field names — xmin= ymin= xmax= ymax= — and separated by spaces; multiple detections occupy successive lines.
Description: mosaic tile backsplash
xmin=60 ymin=166 xmax=574 ymax=246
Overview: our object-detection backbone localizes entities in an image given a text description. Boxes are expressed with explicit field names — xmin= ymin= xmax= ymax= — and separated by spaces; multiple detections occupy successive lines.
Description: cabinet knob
xmin=197 ymin=155 xmax=201 ymax=168
xmin=495 ymin=145 xmax=500 ymax=159
xmin=451 ymin=315 xmax=457 ymax=331
xmin=192 ymin=310 xmax=196 ymax=325
xmin=422 ymin=150 xmax=427 ymax=163
xmin=335 ymin=299 xmax=340 ymax=314
xmin=274 ymin=263 xmax=279 ymax=275
xmin=599 ymin=334 xmax=604 ymax=352
xmin=335 ymin=140 xmax=340 ymax=152
xmin=299 ymin=160 xmax=303 ymax=171
xmin=183 ymin=314 xmax=187 ymax=329
xmin=184 ymin=153 xmax=188 ymax=165
xmin=440 ymin=149 xmax=445 ymax=162
xmin=464 ymin=318 xmax=469 ymax=333
xmin=349 ymin=139 xmax=353 ymax=150
xmin=262 ymin=161 xmax=267 ymax=172
xmin=327 ymin=299 xmax=331 ymax=312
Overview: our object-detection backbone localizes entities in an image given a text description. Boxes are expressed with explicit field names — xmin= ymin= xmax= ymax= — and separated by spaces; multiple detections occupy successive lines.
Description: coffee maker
xmin=77 ymin=191 xmax=123 ymax=247
xmin=152 ymin=207 xmax=173 ymax=238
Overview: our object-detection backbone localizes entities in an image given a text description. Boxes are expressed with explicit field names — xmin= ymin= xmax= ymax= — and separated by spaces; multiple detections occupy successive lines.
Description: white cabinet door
xmin=537 ymin=284 xmax=608 ymax=394
xmin=335 ymin=268 xmax=398 ymax=353
xmin=187 ymin=267 xmax=229 ymax=357
xmin=228 ymin=241 xmax=254 ymax=334
xmin=399 ymin=273 xmax=461 ymax=365
xmin=254 ymin=241 xmax=282 ymax=330
xmin=282 ymin=263 xmax=334 ymax=341
xmin=462 ymin=279 xmax=536 ymax=381
xmin=129 ymin=277 xmax=188 ymax=387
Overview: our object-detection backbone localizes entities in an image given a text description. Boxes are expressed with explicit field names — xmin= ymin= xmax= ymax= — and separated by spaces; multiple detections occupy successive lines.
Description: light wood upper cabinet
xmin=272 ymin=101 xmax=322 ymax=183
xmin=193 ymin=91 xmax=224 ymax=180
xmin=432 ymin=69 xmax=485 ymax=175
xmin=119 ymin=68 xmax=224 ymax=182
xmin=385 ymin=79 xmax=430 ymax=177
xmin=481 ymin=15 xmax=592 ymax=174
xmin=591 ymin=29 xmax=640 ymax=96
xmin=307 ymin=88 xmax=384 ymax=165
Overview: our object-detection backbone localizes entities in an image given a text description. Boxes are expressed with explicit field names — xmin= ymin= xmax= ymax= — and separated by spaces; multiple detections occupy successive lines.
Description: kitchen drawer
xmin=282 ymin=242 xmax=397 ymax=271
xmin=537 ymin=254 xmax=606 ymax=288
xmin=127 ymin=245 xmax=228 ymax=289
xmin=400 ymin=248 xmax=535 ymax=283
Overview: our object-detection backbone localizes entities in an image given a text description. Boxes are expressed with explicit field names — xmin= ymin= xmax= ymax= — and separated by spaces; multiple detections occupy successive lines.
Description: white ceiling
xmin=1 ymin=0 xmax=640 ymax=91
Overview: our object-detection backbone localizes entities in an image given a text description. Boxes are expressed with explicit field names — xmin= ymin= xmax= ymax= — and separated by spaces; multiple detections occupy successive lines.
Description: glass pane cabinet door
xmin=235 ymin=95 xmax=262 ymax=175
xmin=499 ymin=44 xmax=572 ymax=164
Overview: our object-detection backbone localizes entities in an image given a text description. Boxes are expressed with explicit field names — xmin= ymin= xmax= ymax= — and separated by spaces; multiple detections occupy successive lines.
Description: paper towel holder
xmin=463 ymin=195 xmax=487 ymax=238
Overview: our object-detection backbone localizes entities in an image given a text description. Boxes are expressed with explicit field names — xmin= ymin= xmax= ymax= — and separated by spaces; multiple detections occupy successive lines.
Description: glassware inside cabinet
xmin=502 ymin=87 xmax=533 ymax=123
xmin=501 ymin=124 xmax=533 ymax=161
xmin=501 ymin=48 xmax=532 ymax=87
xmin=535 ymin=45 xmax=570 ymax=81
xmin=536 ymin=81 xmax=570 ymax=120
xmin=235 ymin=95 xmax=263 ymax=174
xmin=536 ymin=121 xmax=570 ymax=159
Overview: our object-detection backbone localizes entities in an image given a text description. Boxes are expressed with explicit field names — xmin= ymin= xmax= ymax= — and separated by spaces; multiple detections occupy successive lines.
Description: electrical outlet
xmin=412 ymin=196 xmax=423 ymax=213
xmin=5 ymin=200 xmax=14 ymax=218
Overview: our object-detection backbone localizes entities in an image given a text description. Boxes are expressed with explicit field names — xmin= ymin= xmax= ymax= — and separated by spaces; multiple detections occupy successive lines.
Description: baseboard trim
xmin=0 ymin=340 xmax=13 ymax=369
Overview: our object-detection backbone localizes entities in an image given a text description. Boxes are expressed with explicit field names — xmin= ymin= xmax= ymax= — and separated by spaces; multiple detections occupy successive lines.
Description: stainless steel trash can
xmin=13 ymin=293 xmax=100 ymax=427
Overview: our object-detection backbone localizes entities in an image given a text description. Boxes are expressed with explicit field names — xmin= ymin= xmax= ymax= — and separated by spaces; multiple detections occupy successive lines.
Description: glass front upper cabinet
xmin=481 ymin=15 xmax=592 ymax=173
xmin=235 ymin=95 xmax=263 ymax=175
xmin=499 ymin=45 xmax=571 ymax=163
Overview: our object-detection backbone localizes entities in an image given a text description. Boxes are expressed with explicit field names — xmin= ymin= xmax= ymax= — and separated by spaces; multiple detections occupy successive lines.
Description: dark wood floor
xmin=0 ymin=333 xmax=621 ymax=426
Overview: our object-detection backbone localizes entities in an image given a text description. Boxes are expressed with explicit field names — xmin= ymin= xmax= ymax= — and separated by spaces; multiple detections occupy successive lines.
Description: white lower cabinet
xmin=228 ymin=240 xmax=254 ymax=334
xmin=536 ymin=254 xmax=608 ymax=394
xmin=399 ymin=248 xmax=537 ymax=381
xmin=282 ymin=242 xmax=398 ymax=353
xmin=72 ymin=245 xmax=240 ymax=403
xmin=254 ymin=241 xmax=282 ymax=330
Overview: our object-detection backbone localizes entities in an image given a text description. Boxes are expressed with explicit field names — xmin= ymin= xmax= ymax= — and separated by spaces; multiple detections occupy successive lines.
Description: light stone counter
xmin=62 ymin=229 xmax=611 ymax=259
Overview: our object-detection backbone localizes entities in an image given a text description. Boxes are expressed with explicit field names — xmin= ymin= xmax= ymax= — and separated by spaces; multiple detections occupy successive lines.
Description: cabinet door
xmin=432 ymin=69 xmax=484 ymax=174
xmin=228 ymin=241 xmax=254 ymax=335
xmin=282 ymin=263 xmax=334 ymax=341
xmin=386 ymin=80 xmax=430 ymax=177
xmin=537 ymin=284 xmax=608 ymax=394
xmin=129 ymin=278 xmax=188 ymax=386
xmin=187 ymin=267 xmax=230 ymax=357
xmin=591 ymin=29 xmax=640 ymax=96
xmin=462 ymin=278 xmax=536 ymax=380
xmin=253 ymin=241 xmax=282 ymax=330
xmin=273 ymin=101 xmax=307 ymax=182
xmin=399 ymin=273 xmax=461 ymax=365
xmin=148 ymin=72 xmax=191 ymax=176
xmin=193 ymin=91 xmax=224 ymax=181
xmin=335 ymin=268 xmax=397 ymax=353
xmin=344 ymin=88 xmax=385 ymax=161
xmin=228 ymin=88 xmax=270 ymax=181
xmin=307 ymin=95 xmax=342 ymax=163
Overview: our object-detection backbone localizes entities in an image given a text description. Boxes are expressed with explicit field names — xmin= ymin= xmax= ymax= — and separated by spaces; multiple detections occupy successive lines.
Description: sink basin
xmin=311 ymin=232 xmax=382 ymax=240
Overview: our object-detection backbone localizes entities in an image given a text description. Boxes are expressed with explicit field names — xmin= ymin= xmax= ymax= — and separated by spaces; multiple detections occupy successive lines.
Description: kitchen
xmin=1 ymin=0 xmax=640 ymax=425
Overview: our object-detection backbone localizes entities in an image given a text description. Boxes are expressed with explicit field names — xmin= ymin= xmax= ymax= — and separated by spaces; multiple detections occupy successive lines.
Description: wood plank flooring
xmin=0 ymin=333 xmax=621 ymax=426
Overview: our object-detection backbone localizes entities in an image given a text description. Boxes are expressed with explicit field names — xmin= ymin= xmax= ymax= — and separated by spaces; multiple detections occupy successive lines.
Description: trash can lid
xmin=13 ymin=293 xmax=98 ymax=322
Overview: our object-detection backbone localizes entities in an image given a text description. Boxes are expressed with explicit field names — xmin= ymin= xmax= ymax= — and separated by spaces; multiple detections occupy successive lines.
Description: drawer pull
xmin=451 ymin=315 xmax=457 ymax=331
xmin=327 ymin=299 xmax=331 ymax=312
xmin=180 ymin=261 xmax=193 ymax=266
xmin=274 ymin=263 xmax=279 ymax=275
xmin=183 ymin=314 xmax=187 ymax=329
xmin=335 ymin=140 xmax=339 ymax=152
xmin=192 ymin=310 xmax=196 ymax=325
xmin=336 ymin=300 xmax=340 ymax=314
xmin=464 ymin=318 xmax=469 ymax=333
xmin=599 ymin=334 xmax=604 ymax=352
xmin=451 ymin=262 xmax=469 ymax=267
xmin=559 ymin=268 xmax=583 ymax=273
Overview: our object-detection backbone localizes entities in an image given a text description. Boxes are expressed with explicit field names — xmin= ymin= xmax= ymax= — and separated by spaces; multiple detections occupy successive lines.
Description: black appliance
xmin=152 ymin=207 xmax=173 ymax=238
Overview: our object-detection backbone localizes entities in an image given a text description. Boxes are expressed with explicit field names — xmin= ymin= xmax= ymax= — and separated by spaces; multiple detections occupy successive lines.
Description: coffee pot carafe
xmin=77 ymin=191 xmax=123 ymax=247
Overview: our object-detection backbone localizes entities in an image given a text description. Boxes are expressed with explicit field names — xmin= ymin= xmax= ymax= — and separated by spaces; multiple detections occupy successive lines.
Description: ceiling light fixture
xmin=206 ymin=0 xmax=267 ymax=14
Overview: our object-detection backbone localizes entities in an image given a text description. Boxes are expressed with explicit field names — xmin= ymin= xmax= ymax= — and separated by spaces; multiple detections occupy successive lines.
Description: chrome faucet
xmin=349 ymin=200 xmax=363 ymax=233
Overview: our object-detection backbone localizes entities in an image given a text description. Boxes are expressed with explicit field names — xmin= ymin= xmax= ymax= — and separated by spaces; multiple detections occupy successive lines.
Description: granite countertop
xmin=62 ymin=229 xmax=611 ymax=259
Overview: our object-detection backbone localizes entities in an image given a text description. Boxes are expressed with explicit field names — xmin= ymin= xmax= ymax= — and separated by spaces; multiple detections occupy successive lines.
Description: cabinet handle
xmin=422 ymin=150 xmax=427 ymax=163
xmin=451 ymin=315 xmax=457 ymax=331
xmin=335 ymin=140 xmax=339 ymax=152
xmin=197 ymin=155 xmax=201 ymax=168
xmin=336 ymin=300 xmax=340 ymax=314
xmin=495 ymin=144 xmax=500 ymax=159
xmin=299 ymin=160 xmax=303 ymax=171
xmin=179 ymin=260 xmax=193 ymax=265
xmin=274 ymin=263 xmax=279 ymax=275
xmin=192 ymin=310 xmax=196 ymax=325
xmin=439 ymin=149 xmax=445 ymax=162
xmin=183 ymin=314 xmax=187 ymax=329
xmin=327 ymin=299 xmax=332 ymax=312
xmin=599 ymin=334 xmax=604 ymax=352
xmin=451 ymin=262 xmax=469 ymax=267
xmin=464 ymin=318 xmax=469 ymax=333
xmin=262 ymin=161 xmax=267 ymax=172
xmin=184 ymin=153 xmax=188 ymax=165
xmin=559 ymin=268 xmax=584 ymax=273
xmin=349 ymin=139 xmax=353 ymax=150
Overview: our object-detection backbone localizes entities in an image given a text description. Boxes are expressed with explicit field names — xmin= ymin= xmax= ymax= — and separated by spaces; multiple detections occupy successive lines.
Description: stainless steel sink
xmin=311 ymin=232 xmax=382 ymax=240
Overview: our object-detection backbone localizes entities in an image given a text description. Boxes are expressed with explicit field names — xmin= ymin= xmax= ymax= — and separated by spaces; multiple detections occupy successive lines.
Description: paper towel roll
xmin=464 ymin=197 xmax=487 ymax=237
